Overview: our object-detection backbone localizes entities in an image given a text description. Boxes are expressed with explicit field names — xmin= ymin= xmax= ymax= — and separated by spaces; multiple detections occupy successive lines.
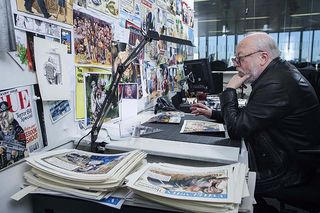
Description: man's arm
xmin=220 ymin=83 xmax=289 ymax=139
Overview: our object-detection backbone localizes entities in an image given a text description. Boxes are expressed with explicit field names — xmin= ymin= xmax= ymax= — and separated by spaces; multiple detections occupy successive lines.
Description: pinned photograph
xmin=118 ymin=83 xmax=138 ymax=100
xmin=84 ymin=73 xmax=119 ymax=126
xmin=48 ymin=100 xmax=71 ymax=123
xmin=60 ymin=29 xmax=72 ymax=54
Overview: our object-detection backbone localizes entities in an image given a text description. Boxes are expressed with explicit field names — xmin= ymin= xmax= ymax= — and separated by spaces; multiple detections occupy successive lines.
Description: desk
xmin=32 ymin=111 xmax=244 ymax=213
xmin=105 ymin=113 xmax=241 ymax=164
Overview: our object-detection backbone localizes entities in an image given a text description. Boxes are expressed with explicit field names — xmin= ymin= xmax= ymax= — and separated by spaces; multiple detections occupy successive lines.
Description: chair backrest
xmin=210 ymin=60 xmax=227 ymax=71
xmin=299 ymin=69 xmax=320 ymax=101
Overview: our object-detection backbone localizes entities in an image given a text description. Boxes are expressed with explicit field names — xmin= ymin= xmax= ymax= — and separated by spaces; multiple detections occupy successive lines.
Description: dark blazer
xmin=220 ymin=57 xmax=320 ymax=194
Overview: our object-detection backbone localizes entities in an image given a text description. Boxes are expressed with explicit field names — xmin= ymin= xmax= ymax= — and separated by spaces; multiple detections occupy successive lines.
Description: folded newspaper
xmin=126 ymin=162 xmax=248 ymax=213
xmin=23 ymin=149 xmax=147 ymax=200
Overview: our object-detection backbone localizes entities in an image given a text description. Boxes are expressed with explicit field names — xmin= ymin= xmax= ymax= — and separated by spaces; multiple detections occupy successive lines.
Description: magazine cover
xmin=180 ymin=120 xmax=225 ymax=133
xmin=0 ymin=85 xmax=43 ymax=170
xmin=147 ymin=111 xmax=183 ymax=124
xmin=84 ymin=72 xmax=119 ymax=126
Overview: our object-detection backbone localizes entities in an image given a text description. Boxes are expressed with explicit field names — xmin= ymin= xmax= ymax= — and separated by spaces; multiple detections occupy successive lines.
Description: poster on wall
xmin=75 ymin=66 xmax=112 ymax=120
xmin=0 ymin=85 xmax=43 ymax=170
xmin=84 ymin=72 xmax=119 ymax=126
xmin=34 ymin=37 xmax=70 ymax=100
xmin=15 ymin=0 xmax=73 ymax=24
xmin=73 ymin=10 xmax=113 ymax=68
xmin=87 ymin=0 xmax=120 ymax=18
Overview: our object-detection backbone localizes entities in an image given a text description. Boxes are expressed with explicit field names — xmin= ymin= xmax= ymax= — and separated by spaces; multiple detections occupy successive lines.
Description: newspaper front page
xmin=126 ymin=163 xmax=243 ymax=203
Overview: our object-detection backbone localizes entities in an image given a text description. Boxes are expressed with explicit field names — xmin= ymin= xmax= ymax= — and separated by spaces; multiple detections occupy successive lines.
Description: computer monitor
xmin=183 ymin=58 xmax=215 ymax=94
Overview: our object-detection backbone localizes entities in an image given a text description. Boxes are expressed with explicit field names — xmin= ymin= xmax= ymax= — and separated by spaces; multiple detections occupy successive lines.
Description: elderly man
xmin=191 ymin=32 xmax=320 ymax=207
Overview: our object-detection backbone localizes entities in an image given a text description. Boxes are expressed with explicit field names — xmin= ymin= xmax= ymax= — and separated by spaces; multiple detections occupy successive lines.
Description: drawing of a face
xmin=0 ymin=110 xmax=14 ymax=135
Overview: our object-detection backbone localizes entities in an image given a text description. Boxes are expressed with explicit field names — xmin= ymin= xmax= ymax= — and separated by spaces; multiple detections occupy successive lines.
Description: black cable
xmin=74 ymin=129 xmax=92 ymax=149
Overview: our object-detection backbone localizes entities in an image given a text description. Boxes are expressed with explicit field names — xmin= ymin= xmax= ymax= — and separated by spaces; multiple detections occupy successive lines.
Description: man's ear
xmin=260 ymin=52 xmax=269 ymax=66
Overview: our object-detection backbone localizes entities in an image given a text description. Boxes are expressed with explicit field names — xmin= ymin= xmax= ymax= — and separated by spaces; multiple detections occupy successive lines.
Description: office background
xmin=194 ymin=0 xmax=320 ymax=65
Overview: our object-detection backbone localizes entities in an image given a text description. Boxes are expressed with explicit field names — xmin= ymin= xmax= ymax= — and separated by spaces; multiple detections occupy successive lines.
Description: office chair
xmin=267 ymin=150 xmax=320 ymax=213
xmin=299 ymin=69 xmax=320 ymax=101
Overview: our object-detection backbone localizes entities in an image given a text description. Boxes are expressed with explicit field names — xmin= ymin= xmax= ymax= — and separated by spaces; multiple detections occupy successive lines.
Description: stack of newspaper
xmin=24 ymin=149 xmax=147 ymax=200
xmin=126 ymin=162 xmax=249 ymax=213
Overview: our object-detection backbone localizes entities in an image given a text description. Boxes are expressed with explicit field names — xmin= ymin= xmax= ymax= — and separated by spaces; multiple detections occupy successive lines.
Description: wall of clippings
xmin=8 ymin=0 xmax=194 ymax=148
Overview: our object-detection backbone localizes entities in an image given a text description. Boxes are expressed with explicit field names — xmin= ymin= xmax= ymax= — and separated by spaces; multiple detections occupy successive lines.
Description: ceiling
xmin=194 ymin=0 xmax=320 ymax=37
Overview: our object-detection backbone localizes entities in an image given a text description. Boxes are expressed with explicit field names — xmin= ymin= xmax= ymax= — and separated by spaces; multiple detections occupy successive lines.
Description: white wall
xmin=0 ymin=52 xmax=79 ymax=213
xmin=1 ymin=162 xmax=32 ymax=213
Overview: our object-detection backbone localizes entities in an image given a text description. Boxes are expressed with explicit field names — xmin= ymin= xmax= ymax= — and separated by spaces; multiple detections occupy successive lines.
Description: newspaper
xmin=180 ymin=120 xmax=225 ymax=133
xmin=126 ymin=162 xmax=248 ymax=212
xmin=126 ymin=162 xmax=245 ymax=203
xmin=26 ymin=149 xmax=145 ymax=182
xmin=23 ymin=149 xmax=146 ymax=199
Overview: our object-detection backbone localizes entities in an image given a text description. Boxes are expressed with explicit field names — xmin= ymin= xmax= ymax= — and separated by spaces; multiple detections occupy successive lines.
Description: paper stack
xmin=24 ymin=149 xmax=147 ymax=200
xmin=126 ymin=162 xmax=249 ymax=213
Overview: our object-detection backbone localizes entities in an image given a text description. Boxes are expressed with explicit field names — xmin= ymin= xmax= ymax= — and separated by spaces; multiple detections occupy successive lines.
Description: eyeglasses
xmin=232 ymin=50 xmax=264 ymax=66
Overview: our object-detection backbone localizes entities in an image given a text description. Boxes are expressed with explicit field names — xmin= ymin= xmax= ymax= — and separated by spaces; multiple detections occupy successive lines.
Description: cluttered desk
xmin=13 ymin=109 xmax=253 ymax=213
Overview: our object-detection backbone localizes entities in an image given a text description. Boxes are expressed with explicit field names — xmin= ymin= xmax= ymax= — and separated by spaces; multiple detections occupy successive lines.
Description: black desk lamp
xmin=85 ymin=30 xmax=193 ymax=152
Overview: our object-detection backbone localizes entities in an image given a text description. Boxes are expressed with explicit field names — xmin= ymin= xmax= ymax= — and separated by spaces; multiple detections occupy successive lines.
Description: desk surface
xmin=105 ymin=112 xmax=240 ymax=164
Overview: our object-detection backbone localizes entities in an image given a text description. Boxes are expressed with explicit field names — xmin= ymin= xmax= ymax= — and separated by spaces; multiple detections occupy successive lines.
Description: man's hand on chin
xmin=227 ymin=74 xmax=251 ymax=89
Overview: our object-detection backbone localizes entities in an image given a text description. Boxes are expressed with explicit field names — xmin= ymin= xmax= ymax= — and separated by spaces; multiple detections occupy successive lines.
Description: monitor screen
xmin=183 ymin=58 xmax=214 ymax=94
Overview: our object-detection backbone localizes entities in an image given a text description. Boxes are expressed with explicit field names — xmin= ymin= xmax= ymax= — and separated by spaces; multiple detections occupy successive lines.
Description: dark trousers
xmin=37 ymin=0 xmax=50 ymax=18
xmin=24 ymin=0 xmax=33 ymax=10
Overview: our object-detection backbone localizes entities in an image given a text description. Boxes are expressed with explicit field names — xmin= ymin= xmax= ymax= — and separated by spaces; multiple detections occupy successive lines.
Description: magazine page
xmin=27 ymin=149 xmax=138 ymax=181
xmin=126 ymin=163 xmax=236 ymax=203
xmin=180 ymin=120 xmax=225 ymax=133
xmin=0 ymin=85 xmax=43 ymax=170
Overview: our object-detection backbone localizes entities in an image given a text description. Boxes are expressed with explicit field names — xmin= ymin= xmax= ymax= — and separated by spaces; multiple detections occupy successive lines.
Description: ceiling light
xmin=198 ymin=19 xmax=221 ymax=23
xmin=291 ymin=12 xmax=320 ymax=17
xmin=241 ymin=16 xmax=269 ymax=20
xmin=281 ymin=26 xmax=302 ymax=30
xmin=194 ymin=0 xmax=209 ymax=2
xmin=209 ymin=30 xmax=230 ymax=34
xmin=245 ymin=28 xmax=271 ymax=32
xmin=208 ymin=30 xmax=225 ymax=33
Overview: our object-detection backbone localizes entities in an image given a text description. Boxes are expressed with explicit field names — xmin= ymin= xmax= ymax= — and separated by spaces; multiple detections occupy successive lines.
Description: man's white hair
xmin=245 ymin=32 xmax=281 ymax=59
